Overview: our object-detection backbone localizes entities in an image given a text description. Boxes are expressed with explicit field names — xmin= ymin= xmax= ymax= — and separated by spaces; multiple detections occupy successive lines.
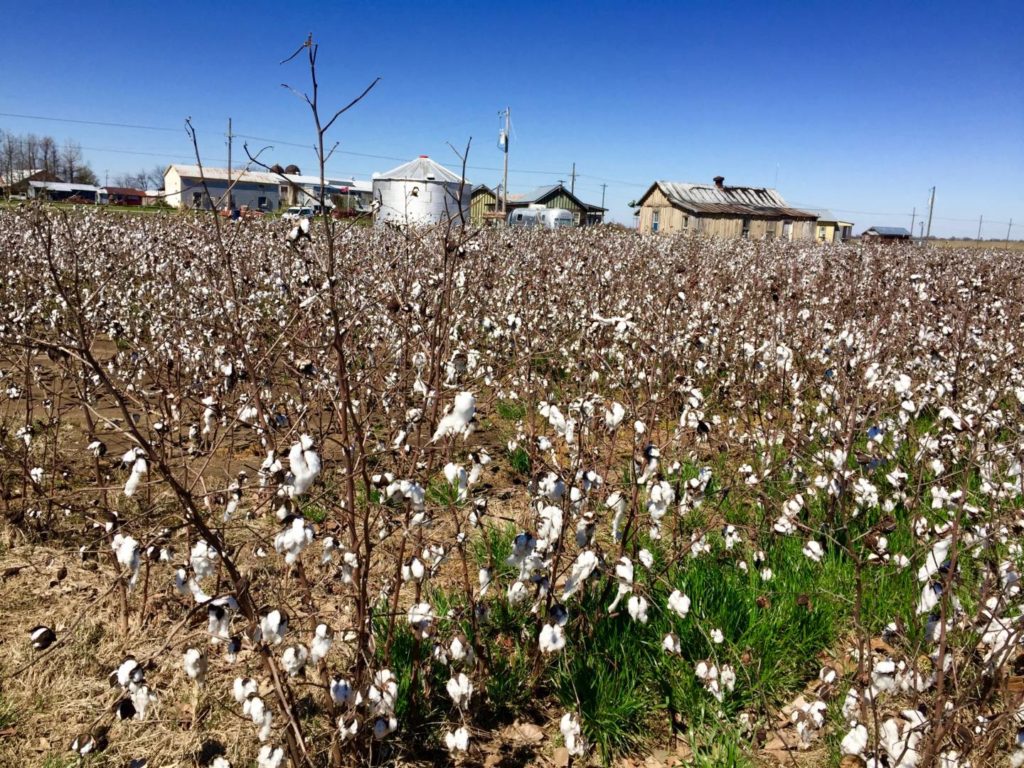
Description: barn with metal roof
xmin=635 ymin=176 xmax=817 ymax=240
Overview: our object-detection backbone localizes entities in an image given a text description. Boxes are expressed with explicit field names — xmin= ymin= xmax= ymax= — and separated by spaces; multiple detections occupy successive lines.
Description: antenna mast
xmin=499 ymin=108 xmax=510 ymax=214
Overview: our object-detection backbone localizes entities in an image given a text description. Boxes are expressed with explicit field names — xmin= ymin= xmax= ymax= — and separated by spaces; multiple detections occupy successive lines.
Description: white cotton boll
xmin=710 ymin=628 xmax=724 ymax=644
xmin=668 ymin=590 xmax=691 ymax=619
xmin=190 ymin=541 xmax=219 ymax=581
xmin=627 ymin=595 xmax=649 ymax=624
xmin=560 ymin=712 xmax=585 ymax=756
xmin=446 ymin=672 xmax=473 ymax=709
xmin=281 ymin=644 xmax=309 ymax=677
xmin=445 ymin=726 xmax=470 ymax=753
xmin=373 ymin=716 xmax=398 ymax=739
xmin=507 ymin=580 xmax=528 ymax=605
xmin=605 ymin=401 xmax=626 ymax=431
xmin=918 ymin=538 xmax=951 ymax=583
xmin=260 ymin=610 xmax=288 ymax=645
xmin=841 ymin=723 xmax=869 ymax=756
xmin=123 ymin=456 xmax=148 ymax=497
xmin=211 ymin=758 xmax=232 ymax=768
xmin=606 ymin=491 xmax=627 ymax=542
xmin=608 ymin=556 xmax=634 ymax=612
xmin=638 ymin=548 xmax=654 ymax=569
xmin=112 ymin=534 xmax=141 ymax=588
xmin=803 ymin=540 xmax=824 ymax=562
xmin=478 ymin=567 xmax=492 ymax=596
xmin=183 ymin=648 xmax=207 ymax=685
xmin=273 ymin=516 xmax=314 ymax=564
xmin=130 ymin=684 xmax=156 ymax=720
xmin=330 ymin=676 xmax=352 ymax=705
xmin=894 ymin=374 xmax=912 ymax=395
xmin=408 ymin=603 xmax=434 ymax=638
xmin=663 ymin=633 xmax=681 ymax=654
xmin=562 ymin=550 xmax=599 ymax=600
xmin=256 ymin=745 xmax=284 ymax=768
xmin=539 ymin=623 xmax=565 ymax=653
xmin=310 ymin=624 xmax=332 ymax=664
xmin=286 ymin=434 xmax=321 ymax=496
xmin=431 ymin=391 xmax=476 ymax=441
xmin=233 ymin=677 xmax=258 ymax=704
xmin=207 ymin=596 xmax=238 ymax=642
xmin=634 ymin=420 xmax=646 ymax=434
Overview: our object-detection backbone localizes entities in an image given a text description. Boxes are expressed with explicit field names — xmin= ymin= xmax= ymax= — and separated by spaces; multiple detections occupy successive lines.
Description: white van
xmin=507 ymin=207 xmax=575 ymax=229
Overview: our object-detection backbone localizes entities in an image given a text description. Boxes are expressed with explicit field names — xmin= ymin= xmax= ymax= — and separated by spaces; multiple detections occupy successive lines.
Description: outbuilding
xmin=861 ymin=226 xmax=912 ymax=242
xmin=372 ymin=156 xmax=470 ymax=226
xmin=635 ymin=176 xmax=816 ymax=240
xmin=163 ymin=165 xmax=282 ymax=211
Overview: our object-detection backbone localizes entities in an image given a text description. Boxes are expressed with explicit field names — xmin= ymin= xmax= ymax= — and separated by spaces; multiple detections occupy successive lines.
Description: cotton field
xmin=2 ymin=207 xmax=1024 ymax=768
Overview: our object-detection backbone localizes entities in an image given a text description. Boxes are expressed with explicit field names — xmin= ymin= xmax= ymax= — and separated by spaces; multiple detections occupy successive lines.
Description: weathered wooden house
xmin=635 ymin=176 xmax=816 ymax=240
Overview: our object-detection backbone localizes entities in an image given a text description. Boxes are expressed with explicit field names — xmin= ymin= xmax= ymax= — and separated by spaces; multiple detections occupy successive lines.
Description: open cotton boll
xmin=260 ymin=610 xmax=288 ymax=645
xmin=310 ymin=623 xmax=333 ymax=664
xmin=190 ymin=540 xmax=219 ymax=581
xmin=604 ymin=401 xmax=626 ymax=431
xmin=183 ymin=648 xmax=207 ymax=685
xmin=111 ymin=534 xmax=141 ymax=589
xmin=124 ymin=457 xmax=147 ymax=497
xmin=286 ymin=434 xmax=321 ymax=496
xmin=562 ymin=549 xmax=599 ymax=600
xmin=560 ymin=712 xmax=586 ymax=757
xmin=273 ymin=516 xmax=314 ymax=564
xmin=445 ymin=672 xmax=473 ymax=708
xmin=330 ymin=676 xmax=352 ymax=705
xmin=256 ymin=745 xmax=284 ymax=768
xmin=627 ymin=595 xmax=649 ymax=624
xmin=445 ymin=726 xmax=470 ymax=753
xmin=281 ymin=644 xmax=309 ymax=677
xmin=668 ymin=590 xmax=691 ymax=619
xmin=431 ymin=391 xmax=476 ymax=441
xmin=233 ymin=677 xmax=258 ymax=705
xmin=608 ymin=556 xmax=634 ymax=612
xmin=841 ymin=723 xmax=869 ymax=756
xmin=539 ymin=623 xmax=565 ymax=653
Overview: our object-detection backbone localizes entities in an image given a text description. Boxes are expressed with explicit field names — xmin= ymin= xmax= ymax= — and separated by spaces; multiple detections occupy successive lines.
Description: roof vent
xmin=419 ymin=155 xmax=429 ymax=158
xmin=713 ymin=176 xmax=725 ymax=189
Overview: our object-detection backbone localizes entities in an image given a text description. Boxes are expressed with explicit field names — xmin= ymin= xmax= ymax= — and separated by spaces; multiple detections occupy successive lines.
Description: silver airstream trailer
xmin=506 ymin=207 xmax=574 ymax=230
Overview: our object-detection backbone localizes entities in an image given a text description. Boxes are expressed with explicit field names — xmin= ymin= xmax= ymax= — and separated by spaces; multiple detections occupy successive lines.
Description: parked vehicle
xmin=282 ymin=206 xmax=315 ymax=221
xmin=506 ymin=207 xmax=574 ymax=229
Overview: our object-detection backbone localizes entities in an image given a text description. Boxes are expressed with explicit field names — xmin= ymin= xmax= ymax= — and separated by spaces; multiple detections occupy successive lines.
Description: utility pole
xmin=499 ymin=108 xmax=510 ymax=214
xmin=909 ymin=207 xmax=916 ymax=236
xmin=919 ymin=221 xmax=925 ymax=238
xmin=600 ymin=183 xmax=607 ymax=210
xmin=977 ymin=214 xmax=983 ymax=240
xmin=925 ymin=186 xmax=935 ymax=239
xmin=226 ymin=117 xmax=233 ymax=212
xmin=570 ymin=162 xmax=576 ymax=196
xmin=1007 ymin=218 xmax=1014 ymax=247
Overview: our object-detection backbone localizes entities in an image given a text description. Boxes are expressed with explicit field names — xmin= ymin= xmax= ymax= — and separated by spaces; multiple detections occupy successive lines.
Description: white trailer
xmin=506 ymin=207 xmax=574 ymax=229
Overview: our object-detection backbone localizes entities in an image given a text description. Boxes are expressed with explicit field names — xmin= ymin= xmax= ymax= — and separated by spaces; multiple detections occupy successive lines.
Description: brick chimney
xmin=713 ymin=176 xmax=725 ymax=189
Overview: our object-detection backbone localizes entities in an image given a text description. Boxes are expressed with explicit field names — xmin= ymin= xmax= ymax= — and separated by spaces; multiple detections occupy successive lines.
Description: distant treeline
xmin=0 ymin=129 xmax=164 ymax=190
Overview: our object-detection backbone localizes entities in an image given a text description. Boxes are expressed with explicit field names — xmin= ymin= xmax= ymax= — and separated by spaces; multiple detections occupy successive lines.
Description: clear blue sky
xmin=2 ymin=0 xmax=1021 ymax=236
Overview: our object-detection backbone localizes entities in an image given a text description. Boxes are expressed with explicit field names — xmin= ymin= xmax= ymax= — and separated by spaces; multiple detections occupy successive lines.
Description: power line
xmin=0 ymin=111 xmax=182 ymax=133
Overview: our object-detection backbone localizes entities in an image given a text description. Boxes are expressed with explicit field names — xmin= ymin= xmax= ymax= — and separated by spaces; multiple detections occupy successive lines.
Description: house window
xmin=741 ymin=218 xmax=751 ymax=238
xmin=651 ymin=209 xmax=660 ymax=232
xmin=258 ymin=196 xmax=267 ymax=210
xmin=192 ymin=192 xmax=202 ymax=207
xmin=782 ymin=220 xmax=793 ymax=240
xmin=817 ymin=226 xmax=826 ymax=241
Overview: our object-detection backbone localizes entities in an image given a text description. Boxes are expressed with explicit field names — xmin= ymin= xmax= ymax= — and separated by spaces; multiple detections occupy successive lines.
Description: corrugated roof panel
xmin=376 ymin=156 xmax=467 ymax=184
xmin=655 ymin=181 xmax=816 ymax=219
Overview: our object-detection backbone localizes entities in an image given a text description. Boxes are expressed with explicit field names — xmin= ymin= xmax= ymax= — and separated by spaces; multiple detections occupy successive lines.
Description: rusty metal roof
xmin=649 ymin=180 xmax=817 ymax=219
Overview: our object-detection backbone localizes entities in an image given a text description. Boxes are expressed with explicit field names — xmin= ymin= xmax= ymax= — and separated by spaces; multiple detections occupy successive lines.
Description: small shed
xmin=27 ymin=181 xmax=107 ymax=204
xmin=105 ymin=187 xmax=146 ymax=206
xmin=862 ymin=226 xmax=911 ymax=242
xmin=806 ymin=210 xmax=854 ymax=243
xmin=372 ymin=156 xmax=470 ymax=227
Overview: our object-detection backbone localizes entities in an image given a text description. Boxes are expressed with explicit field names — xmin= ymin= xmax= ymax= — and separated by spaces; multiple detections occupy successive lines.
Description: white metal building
xmin=163 ymin=165 xmax=283 ymax=211
xmin=372 ymin=156 xmax=470 ymax=226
